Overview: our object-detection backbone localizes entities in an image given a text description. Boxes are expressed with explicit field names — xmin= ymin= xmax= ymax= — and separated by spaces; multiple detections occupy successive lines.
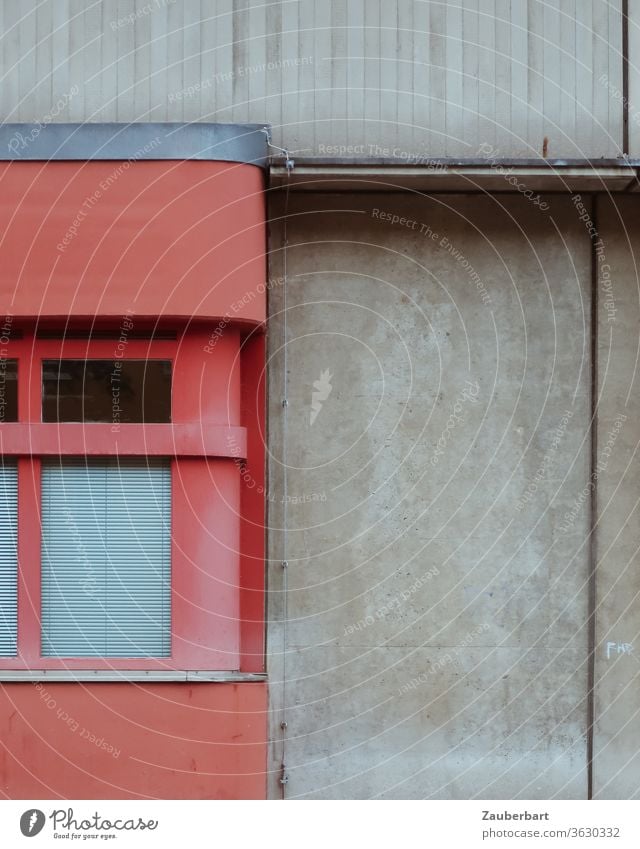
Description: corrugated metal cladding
xmin=41 ymin=459 xmax=171 ymax=658
xmin=0 ymin=0 xmax=625 ymax=158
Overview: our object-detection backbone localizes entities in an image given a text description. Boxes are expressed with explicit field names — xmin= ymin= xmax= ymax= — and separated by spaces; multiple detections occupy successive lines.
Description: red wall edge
xmin=239 ymin=332 xmax=267 ymax=672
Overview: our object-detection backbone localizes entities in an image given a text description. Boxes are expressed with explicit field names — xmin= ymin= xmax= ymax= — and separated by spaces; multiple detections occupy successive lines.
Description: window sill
xmin=0 ymin=422 xmax=247 ymax=458
xmin=0 ymin=670 xmax=267 ymax=683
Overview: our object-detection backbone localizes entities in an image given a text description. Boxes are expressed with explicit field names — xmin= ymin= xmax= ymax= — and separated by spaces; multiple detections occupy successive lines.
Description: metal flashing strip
xmin=0 ymin=122 xmax=270 ymax=167
xmin=270 ymin=158 xmax=639 ymax=193
xmin=0 ymin=671 xmax=267 ymax=682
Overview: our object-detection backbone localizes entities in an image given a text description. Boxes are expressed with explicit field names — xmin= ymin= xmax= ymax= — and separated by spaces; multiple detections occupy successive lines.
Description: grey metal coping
xmin=270 ymin=156 xmax=640 ymax=168
xmin=269 ymin=156 xmax=640 ymax=193
xmin=0 ymin=122 xmax=270 ymax=167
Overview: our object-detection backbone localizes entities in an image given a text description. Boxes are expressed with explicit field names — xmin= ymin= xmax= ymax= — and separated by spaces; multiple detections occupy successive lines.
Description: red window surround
xmin=0 ymin=322 xmax=266 ymax=673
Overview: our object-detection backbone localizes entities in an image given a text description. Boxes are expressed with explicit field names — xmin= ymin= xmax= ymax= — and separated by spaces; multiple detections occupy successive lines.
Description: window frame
xmin=0 ymin=358 xmax=18 ymax=422
xmin=0 ymin=327 xmax=250 ymax=673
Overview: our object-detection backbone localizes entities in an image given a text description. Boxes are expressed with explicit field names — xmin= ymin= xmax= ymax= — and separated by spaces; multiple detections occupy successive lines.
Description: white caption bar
xmin=0 ymin=800 xmax=638 ymax=847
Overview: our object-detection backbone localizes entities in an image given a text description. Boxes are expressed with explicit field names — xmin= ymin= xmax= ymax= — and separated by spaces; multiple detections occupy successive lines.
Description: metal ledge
xmin=0 ymin=122 xmax=270 ymax=167
xmin=0 ymin=671 xmax=267 ymax=683
xmin=0 ymin=422 xmax=247 ymax=459
xmin=270 ymin=157 xmax=640 ymax=193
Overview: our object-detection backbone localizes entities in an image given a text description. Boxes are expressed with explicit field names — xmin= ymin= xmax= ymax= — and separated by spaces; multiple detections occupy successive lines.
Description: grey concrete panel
xmin=267 ymin=193 xmax=591 ymax=798
xmin=593 ymin=196 xmax=640 ymax=799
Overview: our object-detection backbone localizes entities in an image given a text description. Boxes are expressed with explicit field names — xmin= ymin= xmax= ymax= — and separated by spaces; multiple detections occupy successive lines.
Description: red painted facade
xmin=0 ymin=683 xmax=267 ymax=799
xmin=0 ymin=160 xmax=267 ymax=798
xmin=0 ymin=160 xmax=266 ymax=325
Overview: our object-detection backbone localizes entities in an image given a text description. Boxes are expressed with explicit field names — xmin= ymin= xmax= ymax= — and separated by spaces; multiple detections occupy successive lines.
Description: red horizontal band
xmin=0 ymin=423 xmax=246 ymax=459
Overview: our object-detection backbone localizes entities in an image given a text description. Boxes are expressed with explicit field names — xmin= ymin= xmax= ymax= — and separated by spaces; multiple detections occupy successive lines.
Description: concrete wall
xmin=593 ymin=196 xmax=640 ymax=799
xmin=0 ymin=0 xmax=624 ymax=158
xmin=267 ymin=192 xmax=592 ymax=798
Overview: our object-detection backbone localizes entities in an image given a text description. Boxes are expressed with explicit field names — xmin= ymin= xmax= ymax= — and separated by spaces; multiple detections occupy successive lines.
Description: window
xmin=0 ymin=360 xmax=18 ymax=422
xmin=41 ymin=459 xmax=171 ymax=657
xmin=0 ymin=326 xmax=254 ymax=674
xmin=0 ymin=462 xmax=17 ymax=656
xmin=42 ymin=359 xmax=171 ymax=423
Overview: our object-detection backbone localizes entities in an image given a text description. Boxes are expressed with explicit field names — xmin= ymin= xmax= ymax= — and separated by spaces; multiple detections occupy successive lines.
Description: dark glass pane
xmin=0 ymin=360 xmax=18 ymax=422
xmin=42 ymin=360 xmax=171 ymax=423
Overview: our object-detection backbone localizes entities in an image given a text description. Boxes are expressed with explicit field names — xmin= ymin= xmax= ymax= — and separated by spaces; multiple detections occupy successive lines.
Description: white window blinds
xmin=0 ymin=462 xmax=18 ymax=656
xmin=41 ymin=459 xmax=171 ymax=657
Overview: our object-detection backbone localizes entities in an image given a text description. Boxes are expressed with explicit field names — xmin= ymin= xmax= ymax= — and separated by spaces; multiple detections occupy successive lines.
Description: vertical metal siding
xmin=0 ymin=0 xmax=624 ymax=158
xmin=629 ymin=0 xmax=640 ymax=153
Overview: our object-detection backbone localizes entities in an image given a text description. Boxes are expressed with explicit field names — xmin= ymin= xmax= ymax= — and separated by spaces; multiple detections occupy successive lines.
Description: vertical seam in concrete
xmin=587 ymin=192 xmax=599 ymax=800
xmin=623 ymin=0 xmax=629 ymax=155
